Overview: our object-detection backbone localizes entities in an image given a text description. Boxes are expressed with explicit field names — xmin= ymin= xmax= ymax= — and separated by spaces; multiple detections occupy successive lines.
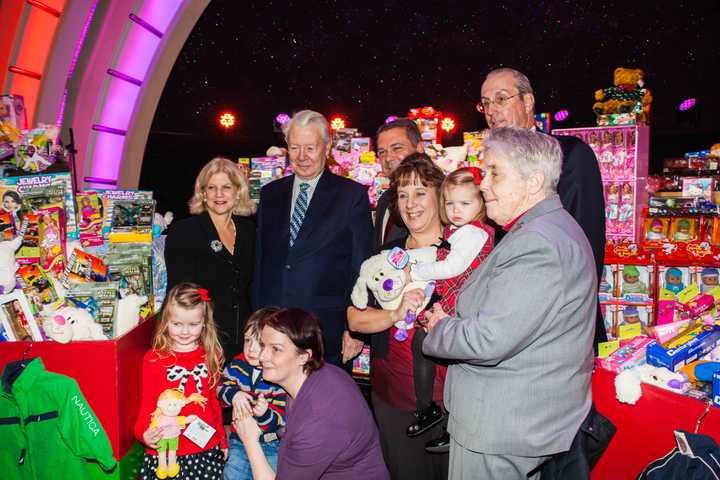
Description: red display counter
xmin=0 ymin=316 xmax=156 ymax=479
xmin=592 ymin=367 xmax=720 ymax=478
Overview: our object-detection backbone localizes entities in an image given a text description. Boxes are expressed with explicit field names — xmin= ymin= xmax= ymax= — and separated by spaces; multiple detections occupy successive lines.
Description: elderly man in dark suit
xmin=373 ymin=118 xmax=424 ymax=252
xmin=424 ymin=128 xmax=596 ymax=479
xmin=253 ymin=110 xmax=372 ymax=368
xmin=478 ymin=67 xmax=607 ymax=345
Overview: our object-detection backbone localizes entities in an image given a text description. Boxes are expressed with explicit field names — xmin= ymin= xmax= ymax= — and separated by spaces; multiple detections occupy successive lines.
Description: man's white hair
xmin=282 ymin=110 xmax=331 ymax=145
xmin=484 ymin=127 xmax=562 ymax=194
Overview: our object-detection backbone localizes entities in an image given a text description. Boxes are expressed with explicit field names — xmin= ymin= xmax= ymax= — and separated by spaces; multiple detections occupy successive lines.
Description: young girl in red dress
xmin=134 ymin=283 xmax=228 ymax=479
xmin=405 ymin=167 xmax=494 ymax=451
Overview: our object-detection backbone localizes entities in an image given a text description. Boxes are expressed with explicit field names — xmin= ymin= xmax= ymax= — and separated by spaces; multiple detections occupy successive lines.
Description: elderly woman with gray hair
xmin=423 ymin=127 xmax=597 ymax=480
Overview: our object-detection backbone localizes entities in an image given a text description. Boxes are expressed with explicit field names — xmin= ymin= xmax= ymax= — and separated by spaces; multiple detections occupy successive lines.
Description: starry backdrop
xmin=141 ymin=0 xmax=720 ymax=217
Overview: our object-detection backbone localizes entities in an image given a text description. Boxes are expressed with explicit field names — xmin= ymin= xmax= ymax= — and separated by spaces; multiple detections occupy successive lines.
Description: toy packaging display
xmin=554 ymin=125 xmax=649 ymax=241
xmin=98 ymin=189 xmax=153 ymax=240
xmin=66 ymin=281 xmax=120 ymax=338
xmin=408 ymin=106 xmax=442 ymax=145
xmin=592 ymin=67 xmax=652 ymax=125
xmin=0 ymin=289 xmax=42 ymax=341
xmin=37 ymin=206 xmax=65 ymax=272
xmin=597 ymin=335 xmax=654 ymax=373
xmin=463 ymin=131 xmax=485 ymax=167
xmin=62 ymin=248 xmax=108 ymax=286
xmin=0 ymin=94 xmax=27 ymax=130
xmin=108 ymin=198 xmax=155 ymax=243
xmin=17 ymin=263 xmax=60 ymax=313
xmin=247 ymin=156 xmax=287 ymax=200
xmin=76 ymin=191 xmax=104 ymax=246
xmin=646 ymin=325 xmax=720 ymax=372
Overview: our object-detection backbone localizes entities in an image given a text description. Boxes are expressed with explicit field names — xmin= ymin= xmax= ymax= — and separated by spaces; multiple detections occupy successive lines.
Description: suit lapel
xmin=270 ymin=177 xmax=294 ymax=247
xmin=291 ymin=170 xmax=336 ymax=256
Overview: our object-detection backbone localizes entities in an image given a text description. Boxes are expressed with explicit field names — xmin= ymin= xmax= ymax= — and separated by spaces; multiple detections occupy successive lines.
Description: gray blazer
xmin=423 ymin=194 xmax=596 ymax=457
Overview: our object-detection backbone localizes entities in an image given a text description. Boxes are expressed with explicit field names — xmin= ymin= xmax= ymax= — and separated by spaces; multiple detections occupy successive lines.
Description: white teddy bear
xmin=424 ymin=143 xmax=468 ymax=174
xmin=351 ymin=247 xmax=437 ymax=339
xmin=0 ymin=236 xmax=22 ymax=294
xmin=115 ymin=294 xmax=149 ymax=337
xmin=615 ymin=363 xmax=688 ymax=405
xmin=42 ymin=305 xmax=108 ymax=343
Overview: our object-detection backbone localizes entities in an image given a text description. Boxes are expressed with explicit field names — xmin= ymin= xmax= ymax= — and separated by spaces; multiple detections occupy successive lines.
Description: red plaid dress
xmin=435 ymin=221 xmax=494 ymax=315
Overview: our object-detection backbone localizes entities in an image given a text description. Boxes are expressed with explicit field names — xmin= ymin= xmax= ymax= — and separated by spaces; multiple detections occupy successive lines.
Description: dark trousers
xmin=412 ymin=328 xmax=436 ymax=411
xmin=372 ymin=393 xmax=448 ymax=480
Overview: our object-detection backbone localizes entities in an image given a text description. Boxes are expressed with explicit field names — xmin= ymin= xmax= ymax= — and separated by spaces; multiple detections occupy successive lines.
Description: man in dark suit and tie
xmin=479 ymin=67 xmax=607 ymax=345
xmin=253 ymin=110 xmax=373 ymax=368
xmin=373 ymin=118 xmax=424 ymax=252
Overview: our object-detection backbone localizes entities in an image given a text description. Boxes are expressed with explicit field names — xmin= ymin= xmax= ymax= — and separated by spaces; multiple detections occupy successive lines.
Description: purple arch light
xmin=679 ymin=98 xmax=697 ymax=111
xmin=275 ymin=113 xmax=290 ymax=125
xmin=87 ymin=0 xmax=184 ymax=190
xmin=554 ymin=110 xmax=569 ymax=122
xmin=385 ymin=115 xmax=398 ymax=124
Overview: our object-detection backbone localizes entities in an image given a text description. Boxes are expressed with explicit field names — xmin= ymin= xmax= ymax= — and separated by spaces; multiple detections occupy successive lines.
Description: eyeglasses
xmin=476 ymin=93 xmax=523 ymax=113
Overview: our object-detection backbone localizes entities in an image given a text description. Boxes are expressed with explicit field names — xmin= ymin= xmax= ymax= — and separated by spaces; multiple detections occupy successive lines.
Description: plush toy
xmin=615 ymin=364 xmax=687 ymax=405
xmin=115 ymin=294 xmax=148 ymax=337
xmin=42 ymin=305 xmax=108 ymax=343
xmin=351 ymin=247 xmax=437 ymax=340
xmin=150 ymin=388 xmax=207 ymax=479
xmin=153 ymin=211 xmax=174 ymax=237
xmin=593 ymin=67 xmax=653 ymax=123
xmin=0 ymin=236 xmax=22 ymax=294
xmin=425 ymin=143 xmax=468 ymax=174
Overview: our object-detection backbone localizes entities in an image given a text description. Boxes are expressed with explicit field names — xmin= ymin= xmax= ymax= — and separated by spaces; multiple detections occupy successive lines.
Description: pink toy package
xmin=597 ymin=335 xmax=654 ymax=373
xmin=605 ymin=183 xmax=619 ymax=233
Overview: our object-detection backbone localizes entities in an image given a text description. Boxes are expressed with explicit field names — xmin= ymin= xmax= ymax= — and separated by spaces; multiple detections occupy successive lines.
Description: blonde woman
xmin=164 ymin=157 xmax=256 ymax=359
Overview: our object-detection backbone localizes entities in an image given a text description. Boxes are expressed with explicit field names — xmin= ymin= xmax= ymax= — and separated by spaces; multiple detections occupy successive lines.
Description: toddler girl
xmin=406 ymin=167 xmax=494 ymax=451
xmin=135 ymin=283 xmax=227 ymax=479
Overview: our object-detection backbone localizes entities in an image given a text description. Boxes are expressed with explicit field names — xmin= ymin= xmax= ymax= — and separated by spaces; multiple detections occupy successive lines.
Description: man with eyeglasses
xmin=479 ymin=68 xmax=606 ymax=346
xmin=476 ymin=69 xmax=613 ymax=479
xmin=372 ymin=118 xmax=424 ymax=252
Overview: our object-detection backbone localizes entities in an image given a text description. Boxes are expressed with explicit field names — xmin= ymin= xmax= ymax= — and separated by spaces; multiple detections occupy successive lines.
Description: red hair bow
xmin=468 ymin=167 xmax=483 ymax=185
xmin=197 ymin=288 xmax=211 ymax=302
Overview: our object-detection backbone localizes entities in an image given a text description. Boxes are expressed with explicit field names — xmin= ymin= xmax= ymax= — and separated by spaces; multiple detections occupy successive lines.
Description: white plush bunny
xmin=0 ymin=236 xmax=22 ymax=294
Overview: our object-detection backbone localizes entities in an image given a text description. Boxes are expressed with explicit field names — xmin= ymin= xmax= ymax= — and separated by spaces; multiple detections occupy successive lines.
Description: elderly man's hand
xmin=424 ymin=303 xmax=448 ymax=331
xmin=342 ymin=330 xmax=364 ymax=363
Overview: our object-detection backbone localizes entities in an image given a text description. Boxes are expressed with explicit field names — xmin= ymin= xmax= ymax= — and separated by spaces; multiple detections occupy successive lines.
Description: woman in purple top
xmin=233 ymin=308 xmax=389 ymax=480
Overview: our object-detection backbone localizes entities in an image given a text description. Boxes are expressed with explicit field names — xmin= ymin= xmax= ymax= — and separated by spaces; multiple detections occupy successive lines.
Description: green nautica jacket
xmin=0 ymin=357 xmax=116 ymax=479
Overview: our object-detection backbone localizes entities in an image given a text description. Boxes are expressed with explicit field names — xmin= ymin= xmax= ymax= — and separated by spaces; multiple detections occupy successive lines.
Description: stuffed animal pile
xmin=593 ymin=67 xmax=653 ymax=124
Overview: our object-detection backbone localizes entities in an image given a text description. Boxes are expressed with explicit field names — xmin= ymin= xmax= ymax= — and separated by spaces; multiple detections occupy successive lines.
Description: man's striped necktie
xmin=289 ymin=183 xmax=310 ymax=247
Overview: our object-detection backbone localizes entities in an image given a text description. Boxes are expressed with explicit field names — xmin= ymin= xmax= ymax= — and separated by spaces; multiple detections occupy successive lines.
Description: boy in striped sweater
xmin=218 ymin=308 xmax=286 ymax=480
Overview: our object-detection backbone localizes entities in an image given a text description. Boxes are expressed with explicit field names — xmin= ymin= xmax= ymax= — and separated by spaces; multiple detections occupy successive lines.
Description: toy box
xmin=713 ymin=370 xmax=720 ymax=407
xmin=682 ymin=177 xmax=713 ymax=200
xmin=0 ymin=94 xmax=27 ymax=130
xmin=596 ymin=335 xmax=653 ymax=373
xmin=646 ymin=325 xmax=720 ymax=371
xmin=599 ymin=265 xmax=616 ymax=301
xmin=669 ymin=217 xmax=698 ymax=243
xmin=658 ymin=265 xmax=693 ymax=299
xmin=618 ymin=264 xmax=652 ymax=302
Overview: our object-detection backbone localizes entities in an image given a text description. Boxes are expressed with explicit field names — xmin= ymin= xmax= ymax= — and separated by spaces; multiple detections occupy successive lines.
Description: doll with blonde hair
xmin=134 ymin=283 xmax=228 ymax=479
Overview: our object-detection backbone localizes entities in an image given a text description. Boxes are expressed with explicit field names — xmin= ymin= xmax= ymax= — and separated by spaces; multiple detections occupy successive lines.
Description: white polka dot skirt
xmin=139 ymin=446 xmax=225 ymax=479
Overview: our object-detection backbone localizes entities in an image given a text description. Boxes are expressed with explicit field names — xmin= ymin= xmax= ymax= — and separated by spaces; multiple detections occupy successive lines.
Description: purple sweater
xmin=276 ymin=364 xmax=389 ymax=479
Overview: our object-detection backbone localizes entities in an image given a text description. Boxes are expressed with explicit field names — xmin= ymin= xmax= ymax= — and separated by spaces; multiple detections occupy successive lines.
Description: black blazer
xmin=164 ymin=212 xmax=255 ymax=359
xmin=253 ymin=170 xmax=373 ymax=365
xmin=372 ymin=187 xmax=408 ymax=254
xmin=554 ymin=134 xmax=608 ymax=345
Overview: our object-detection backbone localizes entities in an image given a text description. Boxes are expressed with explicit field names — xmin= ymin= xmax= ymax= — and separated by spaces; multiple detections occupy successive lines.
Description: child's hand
xmin=402 ymin=264 xmax=412 ymax=284
xmin=142 ymin=426 xmax=163 ymax=449
xmin=232 ymin=391 xmax=254 ymax=418
xmin=233 ymin=415 xmax=262 ymax=444
xmin=252 ymin=394 xmax=269 ymax=417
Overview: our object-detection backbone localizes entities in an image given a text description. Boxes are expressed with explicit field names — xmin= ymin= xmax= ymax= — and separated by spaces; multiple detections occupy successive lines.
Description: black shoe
xmin=425 ymin=431 xmax=450 ymax=454
xmin=406 ymin=402 xmax=445 ymax=437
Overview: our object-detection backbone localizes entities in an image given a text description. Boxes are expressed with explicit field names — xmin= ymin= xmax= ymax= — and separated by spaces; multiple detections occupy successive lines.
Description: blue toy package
xmin=646 ymin=325 xmax=720 ymax=371
xmin=714 ymin=370 xmax=720 ymax=407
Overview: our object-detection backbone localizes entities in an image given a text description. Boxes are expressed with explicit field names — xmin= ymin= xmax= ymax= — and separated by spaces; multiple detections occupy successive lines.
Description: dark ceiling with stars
xmin=151 ymin=1 xmax=719 ymax=141
xmin=142 ymin=0 xmax=720 ymax=213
